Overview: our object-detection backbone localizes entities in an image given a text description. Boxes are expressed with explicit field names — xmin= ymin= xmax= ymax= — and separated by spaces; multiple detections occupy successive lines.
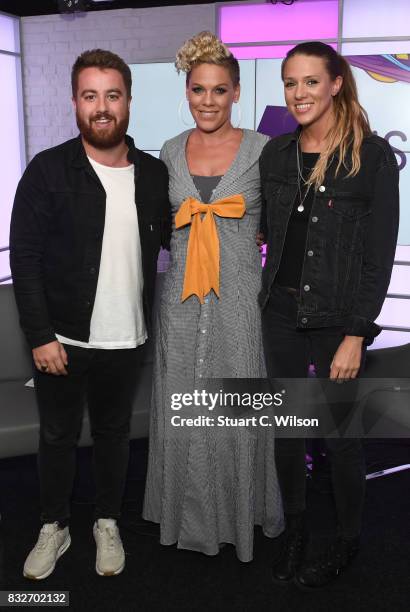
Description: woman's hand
xmin=256 ymin=232 xmax=265 ymax=251
xmin=330 ymin=335 xmax=364 ymax=381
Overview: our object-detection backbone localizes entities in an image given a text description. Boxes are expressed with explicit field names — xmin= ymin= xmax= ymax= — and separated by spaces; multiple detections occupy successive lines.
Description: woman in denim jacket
xmin=259 ymin=42 xmax=399 ymax=588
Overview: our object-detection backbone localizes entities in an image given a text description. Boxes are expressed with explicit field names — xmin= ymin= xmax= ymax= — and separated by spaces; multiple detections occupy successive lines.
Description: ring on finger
xmin=40 ymin=364 xmax=49 ymax=372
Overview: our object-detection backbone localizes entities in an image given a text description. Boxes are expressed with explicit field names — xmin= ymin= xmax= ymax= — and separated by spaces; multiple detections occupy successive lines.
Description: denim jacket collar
xmin=277 ymin=126 xmax=301 ymax=151
xmin=70 ymin=133 xmax=140 ymax=168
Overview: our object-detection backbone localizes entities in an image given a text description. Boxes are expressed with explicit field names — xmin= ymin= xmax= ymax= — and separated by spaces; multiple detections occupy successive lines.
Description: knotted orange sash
xmin=175 ymin=194 xmax=246 ymax=303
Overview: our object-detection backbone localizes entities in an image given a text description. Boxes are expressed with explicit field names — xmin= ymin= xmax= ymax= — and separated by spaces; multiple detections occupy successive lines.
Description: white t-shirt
xmin=57 ymin=157 xmax=146 ymax=349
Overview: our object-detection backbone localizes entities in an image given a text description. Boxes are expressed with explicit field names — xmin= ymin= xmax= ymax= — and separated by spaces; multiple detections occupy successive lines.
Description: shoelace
xmin=34 ymin=527 xmax=55 ymax=553
xmin=100 ymin=526 xmax=119 ymax=552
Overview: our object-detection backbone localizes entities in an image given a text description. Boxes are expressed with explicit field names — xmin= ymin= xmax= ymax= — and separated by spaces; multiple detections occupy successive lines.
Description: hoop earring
xmin=232 ymin=101 xmax=242 ymax=128
xmin=178 ymin=99 xmax=195 ymax=127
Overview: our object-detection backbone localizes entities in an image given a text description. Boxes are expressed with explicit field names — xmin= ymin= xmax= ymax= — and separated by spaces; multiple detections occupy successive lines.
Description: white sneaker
xmin=23 ymin=523 xmax=71 ymax=580
xmin=93 ymin=519 xmax=125 ymax=576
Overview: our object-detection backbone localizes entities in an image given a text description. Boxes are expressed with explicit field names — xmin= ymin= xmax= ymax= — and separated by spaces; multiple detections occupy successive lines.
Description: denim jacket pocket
xmin=324 ymin=190 xmax=370 ymax=254
xmin=325 ymin=189 xmax=371 ymax=220
xmin=329 ymin=201 xmax=370 ymax=222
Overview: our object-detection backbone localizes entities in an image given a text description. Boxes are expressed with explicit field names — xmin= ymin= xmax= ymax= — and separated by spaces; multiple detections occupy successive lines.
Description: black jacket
xmin=259 ymin=129 xmax=400 ymax=343
xmin=10 ymin=135 xmax=171 ymax=349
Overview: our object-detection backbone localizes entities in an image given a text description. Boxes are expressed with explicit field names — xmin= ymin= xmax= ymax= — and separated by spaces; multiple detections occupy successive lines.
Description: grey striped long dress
xmin=143 ymin=129 xmax=284 ymax=562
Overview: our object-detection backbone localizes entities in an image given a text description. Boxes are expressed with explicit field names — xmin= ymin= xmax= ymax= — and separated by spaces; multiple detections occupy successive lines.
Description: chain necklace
xmin=295 ymin=133 xmax=312 ymax=213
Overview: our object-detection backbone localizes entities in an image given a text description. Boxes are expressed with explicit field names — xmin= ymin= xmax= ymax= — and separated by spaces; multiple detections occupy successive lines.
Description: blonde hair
xmin=282 ymin=42 xmax=372 ymax=189
xmin=175 ymin=31 xmax=240 ymax=85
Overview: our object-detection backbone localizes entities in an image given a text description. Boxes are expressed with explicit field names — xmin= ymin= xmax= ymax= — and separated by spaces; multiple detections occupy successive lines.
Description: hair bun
xmin=175 ymin=31 xmax=232 ymax=74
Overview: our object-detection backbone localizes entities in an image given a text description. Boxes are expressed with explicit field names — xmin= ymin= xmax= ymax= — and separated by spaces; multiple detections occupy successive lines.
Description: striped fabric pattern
xmin=143 ymin=129 xmax=284 ymax=562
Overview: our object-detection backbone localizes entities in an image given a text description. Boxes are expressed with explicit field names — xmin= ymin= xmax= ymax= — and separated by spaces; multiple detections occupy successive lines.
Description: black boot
xmin=272 ymin=523 xmax=307 ymax=583
xmin=295 ymin=536 xmax=360 ymax=589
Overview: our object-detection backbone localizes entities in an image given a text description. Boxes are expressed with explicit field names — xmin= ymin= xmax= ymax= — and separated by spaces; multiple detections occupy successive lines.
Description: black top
xmin=275 ymin=152 xmax=319 ymax=289
xmin=192 ymin=175 xmax=222 ymax=203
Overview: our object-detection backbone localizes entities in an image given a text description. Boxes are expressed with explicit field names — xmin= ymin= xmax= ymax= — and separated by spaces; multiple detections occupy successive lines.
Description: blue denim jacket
xmin=259 ymin=129 xmax=400 ymax=343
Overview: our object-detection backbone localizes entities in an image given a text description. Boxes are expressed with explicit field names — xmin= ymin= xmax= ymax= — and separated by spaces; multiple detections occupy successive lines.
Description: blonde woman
xmin=260 ymin=42 xmax=399 ymax=587
xmin=143 ymin=32 xmax=283 ymax=562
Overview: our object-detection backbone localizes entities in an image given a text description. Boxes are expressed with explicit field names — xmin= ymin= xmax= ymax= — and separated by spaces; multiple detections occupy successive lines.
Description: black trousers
xmin=34 ymin=343 xmax=144 ymax=525
xmin=262 ymin=286 xmax=366 ymax=539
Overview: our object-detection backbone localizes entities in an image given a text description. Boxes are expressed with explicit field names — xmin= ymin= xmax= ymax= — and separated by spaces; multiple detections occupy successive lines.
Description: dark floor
xmin=0 ymin=439 xmax=409 ymax=612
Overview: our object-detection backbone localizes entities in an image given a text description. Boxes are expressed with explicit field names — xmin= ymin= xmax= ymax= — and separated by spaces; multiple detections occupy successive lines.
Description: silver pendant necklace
xmin=297 ymin=188 xmax=310 ymax=213
xmin=296 ymin=133 xmax=311 ymax=213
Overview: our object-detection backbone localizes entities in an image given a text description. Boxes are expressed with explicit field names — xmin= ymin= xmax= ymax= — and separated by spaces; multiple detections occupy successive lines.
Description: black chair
xmin=0 ymin=515 xmax=4 ymax=589
xmin=361 ymin=344 xmax=410 ymax=479
xmin=0 ymin=282 xmax=157 ymax=459
xmin=307 ymin=344 xmax=410 ymax=483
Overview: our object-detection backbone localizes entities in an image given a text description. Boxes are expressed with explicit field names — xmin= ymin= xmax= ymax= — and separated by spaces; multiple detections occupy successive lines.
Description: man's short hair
xmin=71 ymin=49 xmax=132 ymax=98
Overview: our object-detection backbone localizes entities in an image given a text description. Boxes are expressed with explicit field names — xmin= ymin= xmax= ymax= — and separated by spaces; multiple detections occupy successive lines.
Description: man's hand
xmin=33 ymin=341 xmax=68 ymax=376
xmin=330 ymin=336 xmax=364 ymax=381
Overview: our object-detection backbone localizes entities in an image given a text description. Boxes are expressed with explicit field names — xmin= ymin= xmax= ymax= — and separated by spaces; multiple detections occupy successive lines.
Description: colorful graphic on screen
xmin=348 ymin=54 xmax=410 ymax=84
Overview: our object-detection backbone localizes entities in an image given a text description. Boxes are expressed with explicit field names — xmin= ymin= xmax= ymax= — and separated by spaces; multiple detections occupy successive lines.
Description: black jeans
xmin=34 ymin=343 xmax=144 ymax=525
xmin=262 ymin=286 xmax=366 ymax=539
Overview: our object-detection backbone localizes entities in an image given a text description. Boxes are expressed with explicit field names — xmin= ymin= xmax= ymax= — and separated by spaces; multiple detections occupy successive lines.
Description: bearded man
xmin=10 ymin=49 xmax=170 ymax=579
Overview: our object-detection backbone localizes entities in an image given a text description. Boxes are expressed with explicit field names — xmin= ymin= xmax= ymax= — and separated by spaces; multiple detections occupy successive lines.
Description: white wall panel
xmin=342 ymin=41 xmax=410 ymax=55
xmin=343 ymin=0 xmax=410 ymax=38
xmin=0 ymin=13 xmax=19 ymax=53
xmin=376 ymin=297 xmax=410 ymax=328
xmin=0 ymin=54 xmax=24 ymax=281
xmin=388 ymin=265 xmax=410 ymax=296
xmin=371 ymin=329 xmax=410 ymax=350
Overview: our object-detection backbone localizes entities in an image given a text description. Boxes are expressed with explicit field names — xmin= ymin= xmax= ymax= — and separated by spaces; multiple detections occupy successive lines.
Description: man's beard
xmin=76 ymin=111 xmax=129 ymax=149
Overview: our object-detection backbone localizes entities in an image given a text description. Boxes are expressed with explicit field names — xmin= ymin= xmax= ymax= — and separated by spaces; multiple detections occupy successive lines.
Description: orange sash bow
xmin=175 ymin=194 xmax=246 ymax=303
